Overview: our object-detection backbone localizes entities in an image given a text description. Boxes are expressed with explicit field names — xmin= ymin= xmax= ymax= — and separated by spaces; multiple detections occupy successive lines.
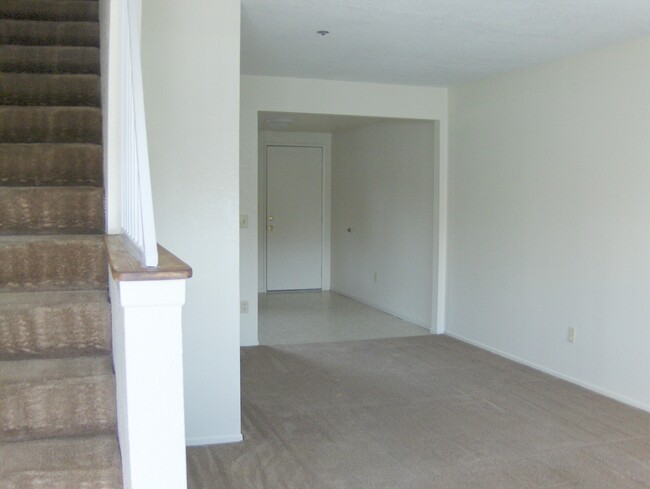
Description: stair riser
xmin=0 ymin=107 xmax=102 ymax=144
xmin=0 ymin=299 xmax=110 ymax=360
xmin=0 ymin=19 xmax=99 ymax=47
xmin=0 ymin=237 xmax=107 ymax=292
xmin=0 ymin=0 xmax=99 ymax=22
xmin=0 ymin=187 xmax=104 ymax=235
xmin=0 ymin=74 xmax=100 ymax=107
xmin=0 ymin=45 xmax=100 ymax=74
xmin=0 ymin=434 xmax=121 ymax=485
xmin=0 ymin=144 xmax=103 ymax=187
xmin=1 ymin=376 xmax=116 ymax=442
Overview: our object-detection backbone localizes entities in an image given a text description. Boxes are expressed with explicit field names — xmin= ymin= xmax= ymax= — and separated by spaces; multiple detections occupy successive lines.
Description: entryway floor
xmin=258 ymin=291 xmax=429 ymax=345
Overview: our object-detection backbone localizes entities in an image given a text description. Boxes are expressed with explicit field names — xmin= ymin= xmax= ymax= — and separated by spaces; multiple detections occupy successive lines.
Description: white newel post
xmin=106 ymin=0 xmax=187 ymax=483
xmin=110 ymin=276 xmax=188 ymax=489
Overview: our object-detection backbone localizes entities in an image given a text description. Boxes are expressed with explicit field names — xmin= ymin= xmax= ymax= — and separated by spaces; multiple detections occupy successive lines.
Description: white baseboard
xmin=446 ymin=331 xmax=650 ymax=414
xmin=186 ymin=433 xmax=243 ymax=447
xmin=330 ymin=289 xmax=432 ymax=331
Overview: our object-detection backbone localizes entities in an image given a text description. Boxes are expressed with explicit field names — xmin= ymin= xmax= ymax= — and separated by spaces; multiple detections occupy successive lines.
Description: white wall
xmin=258 ymin=131 xmax=332 ymax=293
xmin=141 ymin=0 xmax=242 ymax=444
xmin=448 ymin=37 xmax=650 ymax=411
xmin=331 ymin=121 xmax=436 ymax=328
xmin=241 ymin=76 xmax=449 ymax=345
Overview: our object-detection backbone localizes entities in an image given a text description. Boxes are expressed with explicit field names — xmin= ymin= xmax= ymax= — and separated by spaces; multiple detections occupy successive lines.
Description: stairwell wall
xmin=141 ymin=0 xmax=242 ymax=444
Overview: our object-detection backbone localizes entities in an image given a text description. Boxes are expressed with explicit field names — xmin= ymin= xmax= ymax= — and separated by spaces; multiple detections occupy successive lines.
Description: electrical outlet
xmin=373 ymin=272 xmax=378 ymax=283
xmin=567 ymin=327 xmax=576 ymax=343
xmin=240 ymin=301 xmax=249 ymax=314
xmin=239 ymin=214 xmax=249 ymax=229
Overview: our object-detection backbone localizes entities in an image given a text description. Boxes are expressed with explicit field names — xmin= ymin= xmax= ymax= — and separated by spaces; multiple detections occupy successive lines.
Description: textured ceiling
xmin=241 ymin=0 xmax=650 ymax=86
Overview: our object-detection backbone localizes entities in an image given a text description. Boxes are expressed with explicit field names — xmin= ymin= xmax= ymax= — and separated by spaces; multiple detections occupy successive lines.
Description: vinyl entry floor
xmin=258 ymin=291 xmax=430 ymax=345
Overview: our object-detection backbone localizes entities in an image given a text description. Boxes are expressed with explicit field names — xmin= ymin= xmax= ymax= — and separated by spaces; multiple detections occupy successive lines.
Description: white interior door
xmin=266 ymin=145 xmax=323 ymax=291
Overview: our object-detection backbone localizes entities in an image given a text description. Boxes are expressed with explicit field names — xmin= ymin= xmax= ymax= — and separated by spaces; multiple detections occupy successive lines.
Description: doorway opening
xmin=257 ymin=112 xmax=440 ymax=346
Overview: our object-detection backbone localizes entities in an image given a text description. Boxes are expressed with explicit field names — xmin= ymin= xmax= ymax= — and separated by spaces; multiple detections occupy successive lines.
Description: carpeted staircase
xmin=0 ymin=1 xmax=122 ymax=487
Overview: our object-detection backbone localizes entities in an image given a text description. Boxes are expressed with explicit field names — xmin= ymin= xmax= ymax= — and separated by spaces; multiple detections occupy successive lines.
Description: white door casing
xmin=266 ymin=145 xmax=323 ymax=291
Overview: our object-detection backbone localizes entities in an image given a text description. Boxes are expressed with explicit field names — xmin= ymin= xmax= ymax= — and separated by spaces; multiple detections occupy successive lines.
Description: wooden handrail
xmin=105 ymin=235 xmax=192 ymax=282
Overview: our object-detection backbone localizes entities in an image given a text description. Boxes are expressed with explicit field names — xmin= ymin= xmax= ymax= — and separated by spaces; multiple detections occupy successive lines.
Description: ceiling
xmin=241 ymin=0 xmax=650 ymax=86
xmin=258 ymin=112 xmax=404 ymax=133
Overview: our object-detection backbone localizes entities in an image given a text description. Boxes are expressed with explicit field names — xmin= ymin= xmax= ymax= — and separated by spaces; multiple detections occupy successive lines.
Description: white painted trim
xmin=322 ymin=141 xmax=332 ymax=292
xmin=331 ymin=289 xmax=432 ymax=331
xmin=434 ymin=119 xmax=448 ymax=335
xmin=264 ymin=144 xmax=326 ymax=291
xmin=446 ymin=331 xmax=650 ymax=414
xmin=186 ymin=433 xmax=243 ymax=447
xmin=258 ymin=132 xmax=332 ymax=293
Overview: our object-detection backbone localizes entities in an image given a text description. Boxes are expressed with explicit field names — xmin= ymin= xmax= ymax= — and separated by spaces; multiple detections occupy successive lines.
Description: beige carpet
xmin=1 ymin=1 xmax=122 ymax=486
xmin=188 ymin=335 xmax=650 ymax=489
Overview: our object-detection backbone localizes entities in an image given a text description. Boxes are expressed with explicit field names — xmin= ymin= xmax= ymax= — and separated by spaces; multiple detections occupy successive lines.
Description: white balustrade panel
xmin=121 ymin=0 xmax=158 ymax=267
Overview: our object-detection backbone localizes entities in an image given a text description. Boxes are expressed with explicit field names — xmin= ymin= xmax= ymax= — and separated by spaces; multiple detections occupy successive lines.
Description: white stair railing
xmin=109 ymin=3 xmax=190 ymax=489
xmin=121 ymin=0 xmax=158 ymax=267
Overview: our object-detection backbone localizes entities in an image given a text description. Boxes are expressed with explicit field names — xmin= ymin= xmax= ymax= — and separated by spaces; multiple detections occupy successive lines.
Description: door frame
xmin=258 ymin=132 xmax=332 ymax=293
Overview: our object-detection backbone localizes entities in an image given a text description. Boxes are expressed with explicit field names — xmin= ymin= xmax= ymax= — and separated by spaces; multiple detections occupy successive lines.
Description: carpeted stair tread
xmin=0 ymin=45 xmax=100 ymax=74
xmin=0 ymin=435 xmax=122 ymax=489
xmin=3 ymin=467 xmax=123 ymax=489
xmin=0 ymin=4 xmax=121 ymax=486
xmin=1 ymin=353 xmax=112 ymax=382
xmin=0 ymin=106 xmax=102 ymax=144
xmin=0 ymin=186 xmax=104 ymax=234
xmin=0 ymin=143 xmax=102 ymax=187
xmin=0 ymin=355 xmax=116 ymax=442
xmin=0 ymin=290 xmax=110 ymax=360
xmin=0 ymin=19 xmax=99 ymax=46
xmin=0 ymin=0 xmax=99 ymax=22
xmin=0 ymin=73 xmax=101 ymax=107
xmin=0 ymin=235 xmax=107 ymax=292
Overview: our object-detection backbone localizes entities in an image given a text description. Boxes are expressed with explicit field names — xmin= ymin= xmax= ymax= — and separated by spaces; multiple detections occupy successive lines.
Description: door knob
xmin=268 ymin=225 xmax=274 ymax=231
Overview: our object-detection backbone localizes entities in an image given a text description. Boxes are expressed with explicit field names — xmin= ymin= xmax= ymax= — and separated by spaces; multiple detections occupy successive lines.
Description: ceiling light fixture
xmin=265 ymin=117 xmax=294 ymax=130
xmin=317 ymin=30 xmax=330 ymax=36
